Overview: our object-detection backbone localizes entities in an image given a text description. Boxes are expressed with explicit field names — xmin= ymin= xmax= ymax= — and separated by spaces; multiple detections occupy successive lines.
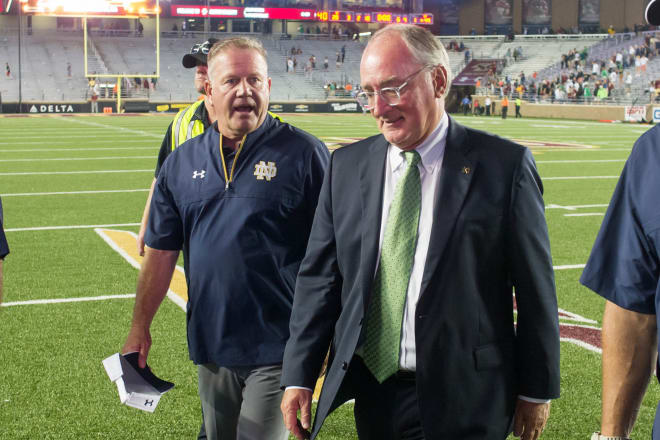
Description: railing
xmin=474 ymin=88 xmax=652 ymax=106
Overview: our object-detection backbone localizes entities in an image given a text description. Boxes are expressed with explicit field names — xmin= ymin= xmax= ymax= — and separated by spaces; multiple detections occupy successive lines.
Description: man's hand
xmin=122 ymin=325 xmax=152 ymax=369
xmin=281 ymin=388 xmax=312 ymax=440
xmin=512 ymin=399 xmax=550 ymax=440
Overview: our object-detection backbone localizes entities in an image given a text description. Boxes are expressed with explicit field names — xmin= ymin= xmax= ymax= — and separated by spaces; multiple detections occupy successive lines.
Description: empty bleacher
xmin=2 ymin=28 xmax=635 ymax=106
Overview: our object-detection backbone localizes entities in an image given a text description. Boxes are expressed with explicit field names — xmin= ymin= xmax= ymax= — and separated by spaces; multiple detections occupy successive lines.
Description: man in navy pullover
xmin=122 ymin=37 xmax=329 ymax=440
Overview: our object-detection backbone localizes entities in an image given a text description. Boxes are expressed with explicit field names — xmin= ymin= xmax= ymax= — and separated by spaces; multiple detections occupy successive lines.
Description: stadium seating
xmin=3 ymin=29 xmax=650 ymax=105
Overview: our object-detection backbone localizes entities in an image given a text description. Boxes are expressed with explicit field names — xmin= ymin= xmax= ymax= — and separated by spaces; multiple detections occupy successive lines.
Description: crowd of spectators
xmin=477 ymin=33 xmax=660 ymax=104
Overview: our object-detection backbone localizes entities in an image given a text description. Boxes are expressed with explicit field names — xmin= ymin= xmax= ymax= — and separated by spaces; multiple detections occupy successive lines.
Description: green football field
xmin=0 ymin=112 xmax=658 ymax=439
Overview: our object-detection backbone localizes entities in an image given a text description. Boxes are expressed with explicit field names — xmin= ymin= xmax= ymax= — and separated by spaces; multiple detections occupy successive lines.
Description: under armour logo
xmin=254 ymin=161 xmax=277 ymax=181
xmin=192 ymin=170 xmax=206 ymax=179
xmin=144 ymin=399 xmax=154 ymax=407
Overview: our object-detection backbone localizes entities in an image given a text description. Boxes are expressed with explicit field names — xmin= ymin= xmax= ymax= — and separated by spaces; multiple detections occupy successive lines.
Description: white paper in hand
xmin=103 ymin=352 xmax=174 ymax=413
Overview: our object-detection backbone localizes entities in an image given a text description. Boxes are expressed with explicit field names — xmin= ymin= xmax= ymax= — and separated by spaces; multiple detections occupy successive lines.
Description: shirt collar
xmin=389 ymin=112 xmax=448 ymax=174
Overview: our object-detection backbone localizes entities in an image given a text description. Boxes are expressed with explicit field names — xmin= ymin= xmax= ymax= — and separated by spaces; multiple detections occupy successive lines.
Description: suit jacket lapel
xmin=359 ymin=135 xmax=388 ymax=310
xmin=419 ymin=116 xmax=477 ymax=297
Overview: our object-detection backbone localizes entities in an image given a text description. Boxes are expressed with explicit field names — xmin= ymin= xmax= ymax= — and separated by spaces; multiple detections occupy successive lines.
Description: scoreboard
xmin=171 ymin=5 xmax=433 ymax=25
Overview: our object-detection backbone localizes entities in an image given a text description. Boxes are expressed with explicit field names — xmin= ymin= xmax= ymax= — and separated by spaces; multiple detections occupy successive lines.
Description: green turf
xmin=1 ymin=113 xmax=658 ymax=439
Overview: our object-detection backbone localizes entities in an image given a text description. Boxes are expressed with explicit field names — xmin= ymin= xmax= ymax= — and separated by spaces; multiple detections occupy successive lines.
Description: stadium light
xmin=22 ymin=0 xmax=159 ymax=16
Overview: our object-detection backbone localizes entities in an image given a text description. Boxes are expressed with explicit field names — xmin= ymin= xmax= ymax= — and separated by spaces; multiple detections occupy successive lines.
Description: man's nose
xmin=370 ymin=93 xmax=391 ymax=117
xmin=236 ymin=79 xmax=252 ymax=97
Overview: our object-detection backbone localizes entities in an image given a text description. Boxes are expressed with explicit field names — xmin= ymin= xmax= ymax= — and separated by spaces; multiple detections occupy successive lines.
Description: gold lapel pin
xmin=462 ymin=166 xmax=471 ymax=175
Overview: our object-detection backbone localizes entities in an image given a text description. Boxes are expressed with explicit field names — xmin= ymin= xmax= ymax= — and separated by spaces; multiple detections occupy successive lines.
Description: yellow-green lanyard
xmin=219 ymin=133 xmax=247 ymax=190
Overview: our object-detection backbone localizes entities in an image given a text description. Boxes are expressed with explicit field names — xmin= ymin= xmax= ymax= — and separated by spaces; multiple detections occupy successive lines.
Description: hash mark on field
xmin=0 ymin=169 xmax=152 ymax=176
xmin=1 ymin=189 xmax=149 ymax=197
xmin=6 ymin=223 xmax=140 ymax=232
xmin=1 ymin=294 xmax=136 ymax=307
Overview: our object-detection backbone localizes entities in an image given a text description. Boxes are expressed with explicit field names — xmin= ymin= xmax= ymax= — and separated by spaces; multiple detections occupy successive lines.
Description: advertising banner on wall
xmin=624 ymin=105 xmax=646 ymax=122
xmin=652 ymin=107 xmax=660 ymax=123
xmin=485 ymin=0 xmax=513 ymax=25
xmin=523 ymin=0 xmax=551 ymax=25
xmin=579 ymin=0 xmax=600 ymax=24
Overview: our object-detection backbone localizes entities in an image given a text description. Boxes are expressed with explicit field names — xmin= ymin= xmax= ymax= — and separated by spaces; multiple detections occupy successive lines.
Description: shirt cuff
xmin=518 ymin=395 xmax=552 ymax=404
xmin=285 ymin=386 xmax=313 ymax=392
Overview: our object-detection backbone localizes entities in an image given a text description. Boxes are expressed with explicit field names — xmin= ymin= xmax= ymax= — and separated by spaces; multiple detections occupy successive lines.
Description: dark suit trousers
xmin=349 ymin=357 xmax=425 ymax=440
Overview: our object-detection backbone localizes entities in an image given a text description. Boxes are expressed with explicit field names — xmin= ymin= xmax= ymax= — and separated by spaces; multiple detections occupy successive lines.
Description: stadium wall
xmin=474 ymin=96 xmax=656 ymax=122
xmin=1 ymin=100 xmax=363 ymax=114
xmin=458 ymin=0 xmax=486 ymax=35
xmin=551 ymin=0 xmax=579 ymax=34
xmin=456 ymin=0 xmax=650 ymax=35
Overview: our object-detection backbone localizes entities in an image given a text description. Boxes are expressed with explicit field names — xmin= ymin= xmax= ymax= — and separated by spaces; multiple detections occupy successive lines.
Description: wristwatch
xmin=591 ymin=432 xmax=631 ymax=440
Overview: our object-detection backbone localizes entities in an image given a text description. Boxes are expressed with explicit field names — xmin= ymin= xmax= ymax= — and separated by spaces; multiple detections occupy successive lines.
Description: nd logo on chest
xmin=253 ymin=161 xmax=277 ymax=181
xmin=190 ymin=161 xmax=277 ymax=182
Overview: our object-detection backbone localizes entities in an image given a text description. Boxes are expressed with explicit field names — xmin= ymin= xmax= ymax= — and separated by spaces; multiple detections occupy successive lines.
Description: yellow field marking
xmin=313 ymin=376 xmax=325 ymax=401
xmin=95 ymin=228 xmax=188 ymax=309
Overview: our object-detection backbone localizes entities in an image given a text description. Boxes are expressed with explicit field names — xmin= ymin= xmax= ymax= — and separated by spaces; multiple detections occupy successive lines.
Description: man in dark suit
xmin=280 ymin=24 xmax=560 ymax=440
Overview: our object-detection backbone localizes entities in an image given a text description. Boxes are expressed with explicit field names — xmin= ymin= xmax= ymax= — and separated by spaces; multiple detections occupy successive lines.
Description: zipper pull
xmin=225 ymin=181 xmax=230 ymax=191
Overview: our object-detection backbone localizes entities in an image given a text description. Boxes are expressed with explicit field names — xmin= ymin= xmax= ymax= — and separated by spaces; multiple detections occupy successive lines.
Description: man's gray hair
xmin=208 ymin=37 xmax=268 ymax=68
xmin=368 ymin=24 xmax=453 ymax=98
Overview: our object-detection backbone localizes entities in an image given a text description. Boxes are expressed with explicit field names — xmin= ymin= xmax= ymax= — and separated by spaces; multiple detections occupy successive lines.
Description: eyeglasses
xmin=190 ymin=41 xmax=213 ymax=55
xmin=356 ymin=66 xmax=433 ymax=110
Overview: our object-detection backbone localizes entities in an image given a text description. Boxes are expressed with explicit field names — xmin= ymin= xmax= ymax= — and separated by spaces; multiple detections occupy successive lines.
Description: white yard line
xmin=553 ymin=264 xmax=586 ymax=270
xmin=1 ymin=189 xmax=149 ymax=197
xmin=0 ymin=156 xmax=155 ymax=162
xmin=536 ymin=159 xmax=625 ymax=164
xmin=543 ymin=176 xmax=619 ymax=180
xmin=560 ymin=337 xmax=602 ymax=354
xmin=1 ymin=293 xmax=136 ymax=307
xmin=0 ymin=169 xmax=152 ymax=176
xmin=5 ymin=223 xmax=141 ymax=232
xmin=0 ymin=140 xmax=157 ymax=145
xmin=564 ymin=213 xmax=605 ymax=217
xmin=0 ymin=147 xmax=156 ymax=152
xmin=535 ymin=147 xmax=632 ymax=152
xmin=58 ymin=117 xmax=162 ymax=138
xmin=546 ymin=204 xmax=608 ymax=210
xmin=558 ymin=308 xmax=597 ymax=324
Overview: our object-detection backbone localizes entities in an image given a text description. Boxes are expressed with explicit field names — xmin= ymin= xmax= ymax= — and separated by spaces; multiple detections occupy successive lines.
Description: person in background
xmin=0 ymin=197 xmax=9 ymax=305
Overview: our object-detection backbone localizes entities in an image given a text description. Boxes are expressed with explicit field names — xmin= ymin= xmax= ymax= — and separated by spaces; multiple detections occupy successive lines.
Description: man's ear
xmin=433 ymin=65 xmax=448 ymax=98
xmin=204 ymin=79 xmax=212 ymax=97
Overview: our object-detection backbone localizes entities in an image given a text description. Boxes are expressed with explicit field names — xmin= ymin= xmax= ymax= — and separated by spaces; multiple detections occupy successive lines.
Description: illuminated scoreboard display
xmin=318 ymin=10 xmax=432 ymax=25
xmin=171 ymin=5 xmax=317 ymax=20
xmin=172 ymin=5 xmax=433 ymax=25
